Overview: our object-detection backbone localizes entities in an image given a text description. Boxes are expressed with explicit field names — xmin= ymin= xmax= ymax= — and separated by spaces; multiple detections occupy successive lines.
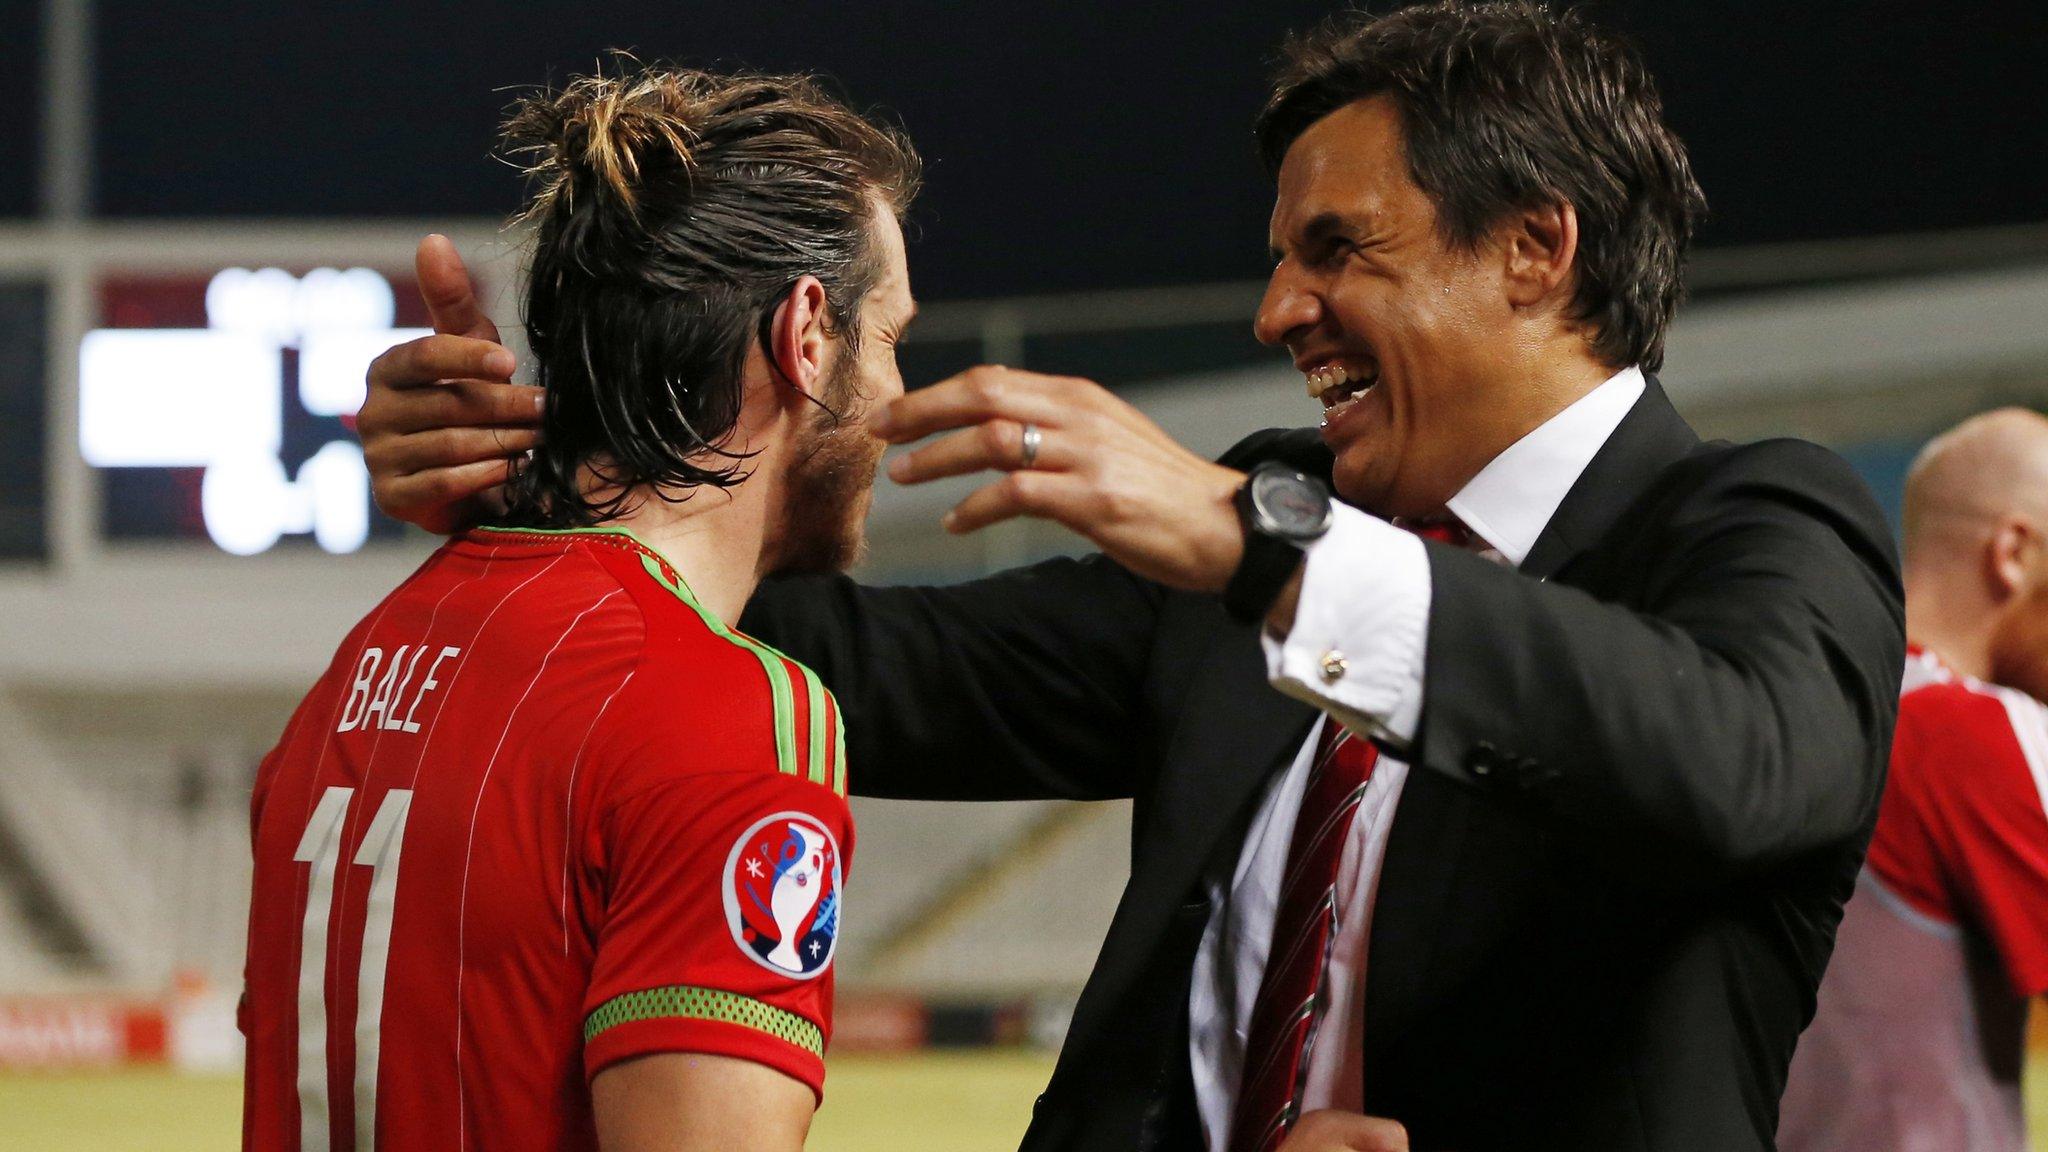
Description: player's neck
xmin=1905 ymin=575 xmax=1996 ymax=682
xmin=604 ymin=480 xmax=774 ymax=628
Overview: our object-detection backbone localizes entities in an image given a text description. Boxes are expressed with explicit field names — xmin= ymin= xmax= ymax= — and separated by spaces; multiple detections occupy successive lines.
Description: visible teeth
xmin=1308 ymin=363 xmax=1380 ymax=409
xmin=1305 ymin=364 xmax=1353 ymax=398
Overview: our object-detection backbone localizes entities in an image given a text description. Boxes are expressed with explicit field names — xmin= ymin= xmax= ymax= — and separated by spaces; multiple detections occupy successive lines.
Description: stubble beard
xmin=771 ymin=360 xmax=885 ymax=576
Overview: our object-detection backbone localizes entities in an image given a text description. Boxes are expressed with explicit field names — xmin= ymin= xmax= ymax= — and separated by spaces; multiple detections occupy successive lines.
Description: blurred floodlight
xmin=302 ymin=442 xmax=371 ymax=554
xmin=78 ymin=329 xmax=282 ymax=467
xmin=299 ymin=328 xmax=431 ymax=416
xmin=204 ymin=267 xmax=300 ymax=344
xmin=205 ymin=266 xmax=397 ymax=347
xmin=294 ymin=267 xmax=396 ymax=336
xmin=201 ymin=441 xmax=372 ymax=556
xmin=199 ymin=450 xmax=293 ymax=556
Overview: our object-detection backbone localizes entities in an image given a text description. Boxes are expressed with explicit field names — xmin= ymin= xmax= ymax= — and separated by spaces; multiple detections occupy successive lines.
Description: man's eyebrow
xmin=1270 ymin=211 xmax=1369 ymax=262
xmin=1301 ymin=211 xmax=1364 ymax=247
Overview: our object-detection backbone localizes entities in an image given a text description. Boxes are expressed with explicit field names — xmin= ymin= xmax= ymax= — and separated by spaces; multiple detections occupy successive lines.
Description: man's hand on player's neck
xmin=360 ymin=236 xmax=542 ymax=533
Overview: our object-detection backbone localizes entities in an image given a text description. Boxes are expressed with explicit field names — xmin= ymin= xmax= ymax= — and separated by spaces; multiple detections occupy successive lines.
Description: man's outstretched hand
xmin=1274 ymin=1110 xmax=1411 ymax=1152
xmin=357 ymin=242 xmax=1249 ymax=586
xmin=359 ymin=235 xmax=541 ymax=534
xmin=874 ymin=366 xmax=1247 ymax=593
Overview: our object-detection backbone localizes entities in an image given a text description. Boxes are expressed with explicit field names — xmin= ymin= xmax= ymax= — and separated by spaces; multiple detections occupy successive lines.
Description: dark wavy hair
xmin=1256 ymin=2 xmax=1706 ymax=371
xmin=498 ymin=63 xmax=921 ymax=527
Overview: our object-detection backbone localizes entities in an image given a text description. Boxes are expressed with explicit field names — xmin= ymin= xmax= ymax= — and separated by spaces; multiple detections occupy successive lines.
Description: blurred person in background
xmin=242 ymin=67 xmax=919 ymax=1152
xmin=357 ymin=3 xmax=1903 ymax=1149
xmin=1779 ymin=408 xmax=2048 ymax=1152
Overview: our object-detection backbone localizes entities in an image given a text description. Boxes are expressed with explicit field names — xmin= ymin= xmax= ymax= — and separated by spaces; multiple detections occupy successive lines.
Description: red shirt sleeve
xmin=1873 ymin=685 xmax=2048 ymax=998
xmin=581 ymin=770 xmax=850 ymax=1099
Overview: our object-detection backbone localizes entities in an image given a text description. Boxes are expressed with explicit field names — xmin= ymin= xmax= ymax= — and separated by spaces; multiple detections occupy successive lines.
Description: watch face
xmin=1252 ymin=469 xmax=1330 ymax=537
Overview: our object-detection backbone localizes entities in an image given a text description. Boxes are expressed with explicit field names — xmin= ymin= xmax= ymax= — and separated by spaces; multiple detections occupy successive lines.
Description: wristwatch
xmin=1223 ymin=463 xmax=1333 ymax=623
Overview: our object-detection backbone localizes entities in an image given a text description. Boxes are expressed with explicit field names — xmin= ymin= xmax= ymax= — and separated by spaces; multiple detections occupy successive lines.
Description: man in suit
xmin=355 ymin=4 xmax=1904 ymax=1149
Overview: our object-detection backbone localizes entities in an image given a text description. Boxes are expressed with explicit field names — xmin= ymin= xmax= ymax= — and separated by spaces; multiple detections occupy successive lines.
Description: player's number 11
xmin=293 ymin=786 xmax=414 ymax=1152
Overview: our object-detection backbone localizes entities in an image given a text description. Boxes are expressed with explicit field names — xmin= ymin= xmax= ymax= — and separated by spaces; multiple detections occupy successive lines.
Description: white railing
xmin=0 ymin=687 xmax=158 ymax=982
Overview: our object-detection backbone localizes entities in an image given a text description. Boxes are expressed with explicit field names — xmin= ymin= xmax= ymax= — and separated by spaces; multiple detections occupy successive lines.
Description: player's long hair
xmin=498 ymin=62 xmax=921 ymax=527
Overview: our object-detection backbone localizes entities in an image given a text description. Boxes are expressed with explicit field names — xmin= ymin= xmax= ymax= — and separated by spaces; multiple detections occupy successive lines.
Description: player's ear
xmin=1989 ymin=517 xmax=2035 ymax=600
xmin=767 ymin=276 xmax=832 ymax=401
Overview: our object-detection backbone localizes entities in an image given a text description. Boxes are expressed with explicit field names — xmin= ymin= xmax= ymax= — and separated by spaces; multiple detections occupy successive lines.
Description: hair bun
xmin=504 ymin=66 xmax=704 ymax=223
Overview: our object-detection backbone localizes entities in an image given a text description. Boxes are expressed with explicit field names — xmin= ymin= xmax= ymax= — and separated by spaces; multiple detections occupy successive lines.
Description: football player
xmin=241 ymin=66 xmax=919 ymax=1152
xmin=1781 ymin=409 xmax=2048 ymax=1151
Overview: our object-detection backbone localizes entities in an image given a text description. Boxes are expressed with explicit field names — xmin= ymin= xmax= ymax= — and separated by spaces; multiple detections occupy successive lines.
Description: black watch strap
xmin=1223 ymin=464 xmax=1332 ymax=624
xmin=1224 ymin=529 xmax=1306 ymax=623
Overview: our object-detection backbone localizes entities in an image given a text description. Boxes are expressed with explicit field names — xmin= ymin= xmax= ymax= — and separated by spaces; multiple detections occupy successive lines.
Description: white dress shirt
xmin=1187 ymin=366 xmax=1646 ymax=1148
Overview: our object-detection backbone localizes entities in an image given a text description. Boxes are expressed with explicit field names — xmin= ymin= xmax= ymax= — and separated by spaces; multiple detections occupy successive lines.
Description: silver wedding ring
xmin=1019 ymin=422 xmax=1043 ymax=470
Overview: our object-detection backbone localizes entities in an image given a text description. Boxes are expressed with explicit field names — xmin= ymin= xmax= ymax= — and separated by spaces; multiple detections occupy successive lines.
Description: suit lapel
xmin=1062 ymin=432 xmax=1334 ymax=1065
xmin=1073 ymin=617 xmax=1317 ymax=1042
xmin=1127 ymin=423 xmax=1335 ymax=911
xmin=1137 ymin=622 xmax=1319 ymax=912
xmin=1519 ymin=377 xmax=1701 ymax=581
xmin=1075 ymin=388 xmax=1703 ymax=1076
xmin=1362 ymin=377 xmax=1701 ymax=1055
xmin=1360 ymin=764 xmax=1472 ymax=1058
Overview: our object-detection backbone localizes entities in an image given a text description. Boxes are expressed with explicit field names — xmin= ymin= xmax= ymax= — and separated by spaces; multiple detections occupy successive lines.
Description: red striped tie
xmin=1227 ymin=720 xmax=1380 ymax=1152
xmin=1226 ymin=512 xmax=1476 ymax=1150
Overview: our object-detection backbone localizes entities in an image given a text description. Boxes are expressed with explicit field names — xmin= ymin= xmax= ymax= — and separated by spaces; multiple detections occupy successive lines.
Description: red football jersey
xmin=1867 ymin=645 xmax=2048 ymax=997
xmin=1780 ymin=645 xmax=2048 ymax=1152
xmin=242 ymin=526 xmax=852 ymax=1152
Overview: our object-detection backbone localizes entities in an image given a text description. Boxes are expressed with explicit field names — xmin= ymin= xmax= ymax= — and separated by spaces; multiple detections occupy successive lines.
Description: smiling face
xmin=1256 ymin=97 xmax=1557 ymax=519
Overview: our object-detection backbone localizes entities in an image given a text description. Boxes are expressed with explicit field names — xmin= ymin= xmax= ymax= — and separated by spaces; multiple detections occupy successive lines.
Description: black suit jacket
xmin=740 ymin=381 xmax=1905 ymax=1151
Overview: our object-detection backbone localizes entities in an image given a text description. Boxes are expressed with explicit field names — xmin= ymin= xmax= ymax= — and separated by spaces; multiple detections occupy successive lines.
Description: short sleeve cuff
xmin=1260 ymin=504 xmax=1432 ymax=745
xmin=583 ymin=985 xmax=828 ymax=1102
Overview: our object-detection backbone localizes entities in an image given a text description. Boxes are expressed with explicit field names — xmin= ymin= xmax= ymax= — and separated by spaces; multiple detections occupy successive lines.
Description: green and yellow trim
xmin=829 ymin=691 xmax=848 ymax=797
xmin=474 ymin=525 xmax=848 ymax=796
xmin=583 ymin=985 xmax=823 ymax=1057
xmin=802 ymin=669 xmax=830 ymax=790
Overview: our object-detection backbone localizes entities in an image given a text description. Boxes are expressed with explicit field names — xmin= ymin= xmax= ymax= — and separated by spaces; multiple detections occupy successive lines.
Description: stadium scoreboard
xmin=79 ymin=267 xmax=430 ymax=556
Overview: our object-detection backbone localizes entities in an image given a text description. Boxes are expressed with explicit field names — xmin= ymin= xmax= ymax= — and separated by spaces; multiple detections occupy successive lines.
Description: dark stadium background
xmin=0 ymin=1 xmax=2039 ymax=299
xmin=2 ymin=4 xmax=2047 ymax=1147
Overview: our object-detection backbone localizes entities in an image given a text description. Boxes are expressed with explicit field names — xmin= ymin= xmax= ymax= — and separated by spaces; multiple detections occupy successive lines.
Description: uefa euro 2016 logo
xmin=722 ymin=813 xmax=842 ymax=979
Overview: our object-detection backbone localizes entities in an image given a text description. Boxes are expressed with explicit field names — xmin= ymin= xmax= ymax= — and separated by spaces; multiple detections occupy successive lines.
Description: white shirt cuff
xmin=1259 ymin=504 xmax=1432 ymax=747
